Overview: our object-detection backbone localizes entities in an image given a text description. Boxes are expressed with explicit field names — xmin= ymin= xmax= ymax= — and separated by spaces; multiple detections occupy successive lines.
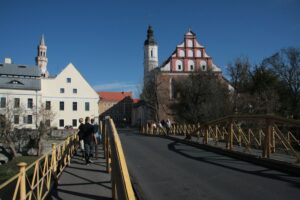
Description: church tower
xmin=36 ymin=35 xmax=48 ymax=77
xmin=144 ymin=26 xmax=158 ymax=83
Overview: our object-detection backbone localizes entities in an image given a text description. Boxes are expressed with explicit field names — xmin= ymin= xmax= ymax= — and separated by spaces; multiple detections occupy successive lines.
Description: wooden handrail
xmin=104 ymin=117 xmax=136 ymax=200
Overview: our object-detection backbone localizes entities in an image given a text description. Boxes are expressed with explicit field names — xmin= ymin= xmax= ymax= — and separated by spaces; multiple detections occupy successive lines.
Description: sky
xmin=0 ymin=0 xmax=299 ymax=97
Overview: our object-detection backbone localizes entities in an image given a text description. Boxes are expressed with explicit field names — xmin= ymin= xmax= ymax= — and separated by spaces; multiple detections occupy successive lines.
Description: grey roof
xmin=0 ymin=63 xmax=41 ymax=77
xmin=0 ymin=76 xmax=41 ymax=90
xmin=0 ymin=63 xmax=41 ymax=90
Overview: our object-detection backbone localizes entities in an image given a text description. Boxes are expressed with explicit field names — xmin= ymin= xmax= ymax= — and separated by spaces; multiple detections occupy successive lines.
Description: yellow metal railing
xmin=103 ymin=117 xmax=136 ymax=200
xmin=141 ymin=115 xmax=300 ymax=163
xmin=0 ymin=133 xmax=77 ymax=200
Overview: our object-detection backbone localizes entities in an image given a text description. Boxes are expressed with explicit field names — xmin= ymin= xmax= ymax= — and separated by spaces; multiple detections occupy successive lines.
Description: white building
xmin=0 ymin=58 xmax=42 ymax=129
xmin=41 ymin=63 xmax=99 ymax=128
xmin=0 ymin=35 xmax=99 ymax=129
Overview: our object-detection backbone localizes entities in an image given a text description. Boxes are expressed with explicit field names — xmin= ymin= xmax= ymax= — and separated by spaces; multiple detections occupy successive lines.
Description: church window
xmin=196 ymin=50 xmax=202 ymax=57
xmin=60 ymin=88 xmax=65 ymax=93
xmin=188 ymin=50 xmax=193 ymax=57
xmin=73 ymin=88 xmax=77 ymax=94
xmin=200 ymin=60 xmax=207 ymax=71
xmin=190 ymin=65 xmax=194 ymax=71
xmin=187 ymin=40 xmax=193 ymax=47
xmin=188 ymin=60 xmax=195 ymax=71
xmin=151 ymin=49 xmax=153 ymax=57
xmin=67 ymin=78 xmax=71 ymax=83
xmin=179 ymin=49 xmax=185 ymax=57
xmin=175 ymin=60 xmax=183 ymax=71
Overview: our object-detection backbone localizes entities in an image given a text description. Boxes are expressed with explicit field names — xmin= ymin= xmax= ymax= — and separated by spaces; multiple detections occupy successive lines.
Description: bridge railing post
xmin=18 ymin=162 xmax=27 ymax=200
xmin=263 ymin=119 xmax=272 ymax=158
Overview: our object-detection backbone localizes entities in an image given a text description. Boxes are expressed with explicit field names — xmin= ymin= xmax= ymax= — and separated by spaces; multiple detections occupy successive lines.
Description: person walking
xmin=91 ymin=118 xmax=99 ymax=158
xmin=78 ymin=118 xmax=85 ymax=160
xmin=82 ymin=116 xmax=96 ymax=165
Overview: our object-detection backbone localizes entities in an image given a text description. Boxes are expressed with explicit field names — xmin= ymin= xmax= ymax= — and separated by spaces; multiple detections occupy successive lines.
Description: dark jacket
xmin=82 ymin=123 xmax=95 ymax=144
xmin=78 ymin=123 xmax=84 ymax=140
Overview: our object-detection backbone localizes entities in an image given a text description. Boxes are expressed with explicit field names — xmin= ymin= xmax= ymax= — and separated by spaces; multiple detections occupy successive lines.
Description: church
xmin=142 ymin=26 xmax=230 ymax=122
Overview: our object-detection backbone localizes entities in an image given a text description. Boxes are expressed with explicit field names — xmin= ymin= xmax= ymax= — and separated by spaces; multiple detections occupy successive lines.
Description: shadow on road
xmin=168 ymin=141 xmax=300 ymax=189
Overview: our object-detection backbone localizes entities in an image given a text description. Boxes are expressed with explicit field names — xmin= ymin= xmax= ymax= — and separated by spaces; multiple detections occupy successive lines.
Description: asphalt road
xmin=118 ymin=129 xmax=300 ymax=200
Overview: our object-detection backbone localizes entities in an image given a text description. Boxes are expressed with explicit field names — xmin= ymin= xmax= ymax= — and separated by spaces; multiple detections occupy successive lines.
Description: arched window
xmin=196 ymin=50 xmax=202 ymax=57
xmin=188 ymin=60 xmax=195 ymax=71
xmin=175 ymin=60 xmax=183 ymax=71
xmin=200 ymin=60 xmax=207 ymax=71
xmin=150 ymin=49 xmax=153 ymax=57
xmin=188 ymin=50 xmax=193 ymax=57
xmin=187 ymin=40 xmax=193 ymax=47
xmin=179 ymin=49 xmax=185 ymax=57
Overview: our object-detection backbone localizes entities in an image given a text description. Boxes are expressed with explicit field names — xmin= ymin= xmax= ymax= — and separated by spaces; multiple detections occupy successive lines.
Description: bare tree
xmin=35 ymin=103 xmax=56 ymax=155
xmin=140 ymin=70 xmax=161 ymax=122
xmin=227 ymin=56 xmax=252 ymax=113
xmin=0 ymin=98 xmax=25 ymax=158
xmin=262 ymin=47 xmax=300 ymax=118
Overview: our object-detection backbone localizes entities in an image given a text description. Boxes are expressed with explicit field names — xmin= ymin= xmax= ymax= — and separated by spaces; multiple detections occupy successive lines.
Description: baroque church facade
xmin=143 ymin=26 xmax=228 ymax=121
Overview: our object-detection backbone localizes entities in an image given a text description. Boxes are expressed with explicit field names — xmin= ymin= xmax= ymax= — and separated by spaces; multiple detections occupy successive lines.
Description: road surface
xmin=118 ymin=129 xmax=300 ymax=200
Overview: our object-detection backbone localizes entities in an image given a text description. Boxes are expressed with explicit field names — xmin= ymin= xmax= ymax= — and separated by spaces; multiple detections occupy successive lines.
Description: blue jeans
xmin=84 ymin=141 xmax=91 ymax=164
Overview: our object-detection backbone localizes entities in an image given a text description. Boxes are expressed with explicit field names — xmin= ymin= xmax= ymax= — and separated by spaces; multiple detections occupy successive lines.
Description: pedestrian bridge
xmin=1 ymin=115 xmax=300 ymax=200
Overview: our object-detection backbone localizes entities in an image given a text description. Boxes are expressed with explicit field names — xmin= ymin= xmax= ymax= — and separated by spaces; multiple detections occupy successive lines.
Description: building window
xmin=46 ymin=101 xmax=51 ymax=110
xmin=14 ymin=115 xmax=19 ymax=124
xmin=178 ymin=65 xmax=181 ymax=70
xmin=0 ymin=97 xmax=6 ymax=108
xmin=45 ymin=119 xmax=51 ymax=127
xmin=60 ymin=88 xmax=65 ymax=93
xmin=72 ymin=119 xmax=77 ymax=127
xmin=59 ymin=119 xmax=64 ymax=127
xmin=175 ymin=60 xmax=183 ymax=71
xmin=85 ymin=102 xmax=90 ymax=111
xmin=73 ymin=88 xmax=77 ymax=94
xmin=73 ymin=102 xmax=77 ymax=111
xmin=67 ymin=78 xmax=71 ymax=83
xmin=190 ymin=65 xmax=194 ymax=71
xmin=27 ymin=98 xmax=33 ymax=109
xmin=27 ymin=115 xmax=32 ymax=124
xmin=14 ymin=98 xmax=20 ymax=108
xmin=59 ymin=101 xmax=64 ymax=111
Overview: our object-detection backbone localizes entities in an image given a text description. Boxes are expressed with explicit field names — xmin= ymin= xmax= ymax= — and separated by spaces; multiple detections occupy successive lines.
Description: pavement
xmin=118 ymin=129 xmax=300 ymax=200
xmin=47 ymin=144 xmax=112 ymax=200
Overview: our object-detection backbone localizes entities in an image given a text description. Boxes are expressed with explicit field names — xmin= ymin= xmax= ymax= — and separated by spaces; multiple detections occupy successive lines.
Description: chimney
xmin=4 ymin=58 xmax=12 ymax=64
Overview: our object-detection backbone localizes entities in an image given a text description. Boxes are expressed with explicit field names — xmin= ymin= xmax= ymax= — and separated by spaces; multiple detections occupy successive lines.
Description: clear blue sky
xmin=1 ymin=0 xmax=299 ymax=97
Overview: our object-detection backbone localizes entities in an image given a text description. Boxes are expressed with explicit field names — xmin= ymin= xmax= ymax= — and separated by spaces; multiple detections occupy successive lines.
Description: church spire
xmin=144 ymin=25 xmax=157 ymax=45
xmin=35 ymin=34 xmax=48 ymax=77
xmin=40 ymin=34 xmax=45 ymax=46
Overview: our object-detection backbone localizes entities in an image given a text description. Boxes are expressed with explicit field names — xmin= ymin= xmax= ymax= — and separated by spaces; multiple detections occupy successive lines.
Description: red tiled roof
xmin=97 ymin=91 xmax=132 ymax=101
xmin=133 ymin=98 xmax=140 ymax=103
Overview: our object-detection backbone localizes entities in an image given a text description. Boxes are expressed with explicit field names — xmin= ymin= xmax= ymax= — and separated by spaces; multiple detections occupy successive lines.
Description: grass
xmin=0 ymin=156 xmax=38 ymax=184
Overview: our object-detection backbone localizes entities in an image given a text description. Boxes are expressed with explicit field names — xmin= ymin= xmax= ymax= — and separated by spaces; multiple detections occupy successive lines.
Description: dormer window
xmin=8 ymin=80 xmax=23 ymax=85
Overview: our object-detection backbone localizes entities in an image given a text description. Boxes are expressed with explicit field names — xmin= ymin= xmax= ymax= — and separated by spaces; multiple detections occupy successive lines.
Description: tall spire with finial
xmin=144 ymin=25 xmax=159 ymax=85
xmin=36 ymin=34 xmax=48 ymax=77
